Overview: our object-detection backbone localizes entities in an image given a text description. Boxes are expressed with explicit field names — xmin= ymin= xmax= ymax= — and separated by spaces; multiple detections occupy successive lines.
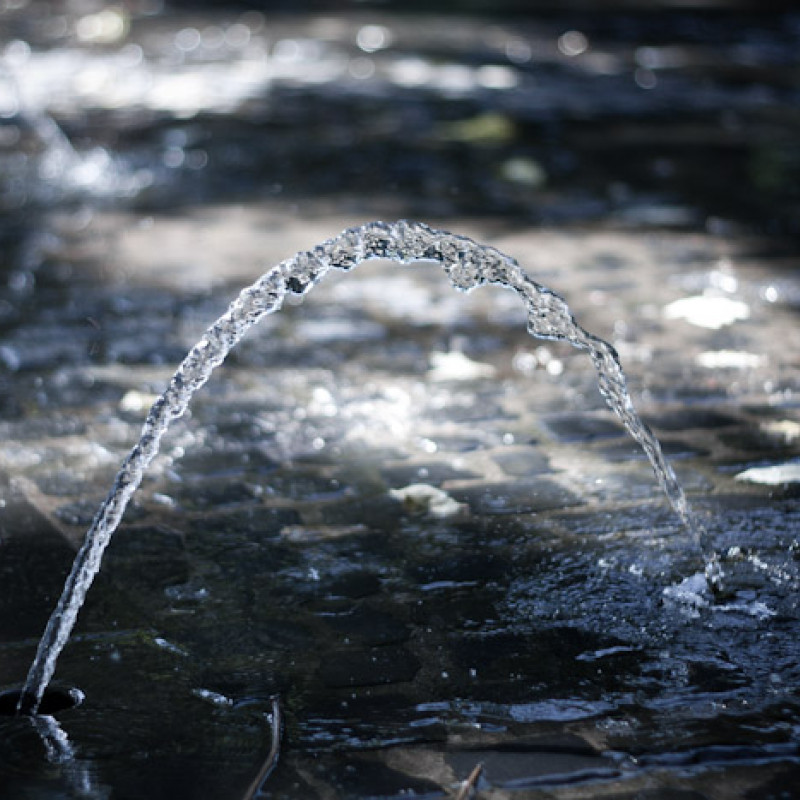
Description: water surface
xmin=1 ymin=3 xmax=799 ymax=798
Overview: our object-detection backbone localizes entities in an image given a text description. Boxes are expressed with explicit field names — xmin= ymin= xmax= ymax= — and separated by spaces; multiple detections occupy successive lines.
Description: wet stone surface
xmin=1 ymin=2 xmax=800 ymax=799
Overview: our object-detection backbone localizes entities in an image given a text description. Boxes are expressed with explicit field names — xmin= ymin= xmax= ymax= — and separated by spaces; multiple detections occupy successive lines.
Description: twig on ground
xmin=454 ymin=762 xmax=483 ymax=800
xmin=242 ymin=695 xmax=283 ymax=800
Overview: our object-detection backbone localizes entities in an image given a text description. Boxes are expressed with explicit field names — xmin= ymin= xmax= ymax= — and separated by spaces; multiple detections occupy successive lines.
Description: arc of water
xmin=18 ymin=220 xmax=708 ymax=715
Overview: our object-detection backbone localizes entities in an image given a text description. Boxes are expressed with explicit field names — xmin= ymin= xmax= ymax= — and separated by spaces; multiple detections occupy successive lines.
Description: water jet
xmin=18 ymin=220 xmax=711 ymax=716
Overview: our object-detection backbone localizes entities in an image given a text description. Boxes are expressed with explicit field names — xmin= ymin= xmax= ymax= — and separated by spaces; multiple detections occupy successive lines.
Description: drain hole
xmin=0 ymin=687 xmax=84 ymax=716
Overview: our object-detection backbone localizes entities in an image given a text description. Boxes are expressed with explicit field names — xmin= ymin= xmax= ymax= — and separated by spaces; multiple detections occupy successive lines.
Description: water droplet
xmin=356 ymin=25 xmax=392 ymax=54
xmin=558 ymin=30 xmax=588 ymax=57
xmin=175 ymin=27 xmax=201 ymax=53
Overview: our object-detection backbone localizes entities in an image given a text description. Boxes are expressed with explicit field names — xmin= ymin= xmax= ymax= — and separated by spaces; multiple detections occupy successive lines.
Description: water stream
xmin=17 ymin=220 xmax=709 ymax=716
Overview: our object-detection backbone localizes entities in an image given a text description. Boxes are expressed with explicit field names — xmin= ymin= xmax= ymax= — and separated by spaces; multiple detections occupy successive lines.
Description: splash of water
xmin=2 ymin=56 xmax=145 ymax=201
xmin=1 ymin=56 xmax=82 ymax=178
xmin=17 ymin=220 xmax=710 ymax=714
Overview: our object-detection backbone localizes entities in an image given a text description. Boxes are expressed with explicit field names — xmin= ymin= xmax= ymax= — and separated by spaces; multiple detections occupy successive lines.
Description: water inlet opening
xmin=0 ymin=686 xmax=84 ymax=717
